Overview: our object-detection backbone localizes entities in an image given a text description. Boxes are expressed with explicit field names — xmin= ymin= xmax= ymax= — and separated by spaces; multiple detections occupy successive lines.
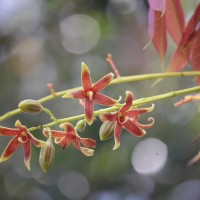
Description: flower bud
xmin=76 ymin=120 xmax=86 ymax=132
xmin=18 ymin=99 xmax=42 ymax=114
xmin=99 ymin=121 xmax=115 ymax=141
xmin=39 ymin=138 xmax=55 ymax=172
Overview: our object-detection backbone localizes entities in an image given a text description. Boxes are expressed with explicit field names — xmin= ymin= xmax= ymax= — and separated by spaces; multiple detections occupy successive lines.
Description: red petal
xmin=60 ymin=122 xmax=75 ymax=134
xmin=120 ymin=91 xmax=134 ymax=113
xmin=191 ymin=30 xmax=200 ymax=85
xmin=93 ymin=93 xmax=117 ymax=106
xmin=113 ymin=122 xmax=123 ymax=150
xmin=63 ymin=90 xmax=85 ymax=99
xmin=0 ymin=127 xmax=19 ymax=136
xmin=54 ymin=137 xmax=65 ymax=144
xmin=134 ymin=117 xmax=155 ymax=129
xmin=79 ymin=147 xmax=94 ymax=156
xmin=81 ymin=63 xmax=92 ymax=91
xmin=80 ymin=138 xmax=96 ymax=148
xmin=123 ymin=109 xmax=150 ymax=117
xmin=152 ymin=11 xmax=167 ymax=61
xmin=92 ymin=73 xmax=114 ymax=92
xmin=165 ymin=0 xmax=185 ymax=44
xmin=28 ymin=132 xmax=46 ymax=147
xmin=148 ymin=0 xmax=166 ymax=11
xmin=123 ymin=119 xmax=146 ymax=137
xmin=22 ymin=141 xmax=31 ymax=170
xmin=0 ymin=136 xmax=20 ymax=162
xmin=122 ymin=104 xmax=155 ymax=117
xmin=84 ymin=98 xmax=94 ymax=125
xmin=73 ymin=140 xmax=94 ymax=156
xmin=57 ymin=135 xmax=72 ymax=148
xmin=43 ymin=128 xmax=66 ymax=138
xmin=99 ymin=113 xmax=118 ymax=122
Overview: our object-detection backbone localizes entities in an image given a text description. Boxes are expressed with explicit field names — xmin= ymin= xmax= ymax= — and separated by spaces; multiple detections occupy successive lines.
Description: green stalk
xmin=27 ymin=85 xmax=200 ymax=132
xmin=1 ymin=71 xmax=200 ymax=122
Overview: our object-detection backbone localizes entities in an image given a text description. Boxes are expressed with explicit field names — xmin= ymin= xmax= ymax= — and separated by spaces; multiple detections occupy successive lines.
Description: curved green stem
xmin=41 ymin=106 xmax=58 ymax=122
xmin=27 ymin=85 xmax=200 ymax=132
xmin=1 ymin=71 xmax=200 ymax=122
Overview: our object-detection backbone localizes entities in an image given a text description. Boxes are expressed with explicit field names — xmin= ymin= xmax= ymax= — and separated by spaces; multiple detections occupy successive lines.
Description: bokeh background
xmin=1 ymin=0 xmax=200 ymax=199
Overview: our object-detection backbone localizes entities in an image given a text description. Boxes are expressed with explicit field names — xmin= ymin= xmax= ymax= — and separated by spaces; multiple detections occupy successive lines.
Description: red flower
xmin=0 ymin=120 xmax=46 ymax=170
xmin=63 ymin=63 xmax=118 ymax=125
xmin=43 ymin=122 xmax=96 ymax=156
xmin=99 ymin=91 xmax=155 ymax=150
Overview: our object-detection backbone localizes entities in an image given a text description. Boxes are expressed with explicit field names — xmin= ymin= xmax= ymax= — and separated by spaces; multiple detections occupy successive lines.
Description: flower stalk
xmin=1 ymin=71 xmax=200 ymax=122
xmin=26 ymin=85 xmax=200 ymax=132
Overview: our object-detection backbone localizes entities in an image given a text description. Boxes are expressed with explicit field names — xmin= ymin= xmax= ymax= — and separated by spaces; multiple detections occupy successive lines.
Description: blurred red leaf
xmin=167 ymin=3 xmax=200 ymax=72
xmin=191 ymin=30 xmax=200 ymax=85
xmin=165 ymin=0 xmax=185 ymax=44
xmin=152 ymin=11 xmax=167 ymax=62
xmin=148 ymin=0 xmax=165 ymax=11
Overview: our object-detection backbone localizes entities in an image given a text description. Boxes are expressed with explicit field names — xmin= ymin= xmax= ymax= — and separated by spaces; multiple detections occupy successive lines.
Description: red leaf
xmin=148 ymin=8 xmax=155 ymax=37
xmin=148 ymin=0 xmax=166 ymax=11
xmin=165 ymin=0 xmax=185 ymax=44
xmin=167 ymin=4 xmax=200 ymax=72
xmin=167 ymin=45 xmax=191 ymax=72
xmin=152 ymin=11 xmax=167 ymax=61
xmin=191 ymin=30 xmax=200 ymax=85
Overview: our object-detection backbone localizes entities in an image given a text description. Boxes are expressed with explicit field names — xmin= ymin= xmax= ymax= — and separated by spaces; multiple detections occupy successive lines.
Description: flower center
xmin=18 ymin=131 xmax=28 ymax=143
xmin=87 ymin=91 xmax=93 ymax=101
xmin=118 ymin=113 xmax=127 ymax=124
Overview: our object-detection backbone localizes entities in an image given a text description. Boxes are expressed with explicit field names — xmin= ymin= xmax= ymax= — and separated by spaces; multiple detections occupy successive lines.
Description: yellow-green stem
xmin=27 ymin=85 xmax=200 ymax=132
xmin=1 ymin=71 xmax=200 ymax=122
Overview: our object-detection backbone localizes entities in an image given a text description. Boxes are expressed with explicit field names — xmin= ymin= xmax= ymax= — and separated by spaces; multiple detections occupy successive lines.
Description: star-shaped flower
xmin=99 ymin=91 xmax=155 ymax=150
xmin=43 ymin=122 xmax=96 ymax=156
xmin=63 ymin=63 xmax=118 ymax=125
xmin=0 ymin=120 xmax=46 ymax=170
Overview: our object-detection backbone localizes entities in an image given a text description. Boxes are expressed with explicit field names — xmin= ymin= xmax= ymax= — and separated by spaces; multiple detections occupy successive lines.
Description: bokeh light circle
xmin=170 ymin=179 xmax=200 ymax=200
xmin=58 ymin=171 xmax=90 ymax=200
xmin=60 ymin=14 xmax=100 ymax=54
xmin=131 ymin=138 xmax=168 ymax=175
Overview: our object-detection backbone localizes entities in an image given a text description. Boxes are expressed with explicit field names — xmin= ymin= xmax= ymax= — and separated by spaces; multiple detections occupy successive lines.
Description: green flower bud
xmin=39 ymin=138 xmax=55 ymax=172
xmin=76 ymin=120 xmax=87 ymax=132
xmin=18 ymin=99 xmax=42 ymax=114
xmin=99 ymin=121 xmax=115 ymax=141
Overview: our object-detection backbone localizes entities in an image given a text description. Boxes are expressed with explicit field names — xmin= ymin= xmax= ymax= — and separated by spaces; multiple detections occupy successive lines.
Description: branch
xmin=27 ymin=85 xmax=200 ymax=132
xmin=1 ymin=71 xmax=200 ymax=122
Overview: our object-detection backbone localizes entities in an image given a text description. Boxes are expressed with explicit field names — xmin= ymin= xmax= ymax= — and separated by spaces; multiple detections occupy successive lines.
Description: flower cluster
xmin=0 ymin=63 xmax=154 ymax=171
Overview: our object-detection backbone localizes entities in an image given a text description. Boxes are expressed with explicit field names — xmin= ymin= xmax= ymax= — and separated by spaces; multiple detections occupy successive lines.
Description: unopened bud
xmin=99 ymin=121 xmax=115 ymax=141
xmin=18 ymin=99 xmax=42 ymax=114
xmin=76 ymin=120 xmax=86 ymax=132
xmin=39 ymin=138 xmax=55 ymax=172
